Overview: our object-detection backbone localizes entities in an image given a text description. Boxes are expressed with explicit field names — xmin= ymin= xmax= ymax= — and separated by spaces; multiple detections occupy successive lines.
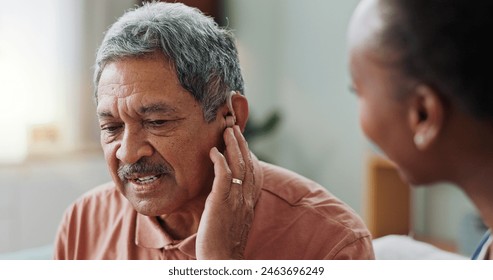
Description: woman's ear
xmin=408 ymin=84 xmax=445 ymax=150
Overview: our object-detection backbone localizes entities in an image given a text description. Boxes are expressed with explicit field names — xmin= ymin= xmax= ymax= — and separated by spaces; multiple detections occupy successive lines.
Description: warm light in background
xmin=0 ymin=0 xmax=68 ymax=163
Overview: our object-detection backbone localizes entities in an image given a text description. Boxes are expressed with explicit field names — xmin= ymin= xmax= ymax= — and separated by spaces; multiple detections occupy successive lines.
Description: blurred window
xmin=0 ymin=0 xmax=78 ymax=163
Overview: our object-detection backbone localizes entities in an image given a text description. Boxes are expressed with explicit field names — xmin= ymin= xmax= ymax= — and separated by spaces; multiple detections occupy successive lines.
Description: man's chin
xmin=131 ymin=202 xmax=169 ymax=217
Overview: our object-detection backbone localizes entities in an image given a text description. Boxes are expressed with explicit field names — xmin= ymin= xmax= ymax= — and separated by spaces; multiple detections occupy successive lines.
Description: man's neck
xmin=158 ymin=195 xmax=207 ymax=240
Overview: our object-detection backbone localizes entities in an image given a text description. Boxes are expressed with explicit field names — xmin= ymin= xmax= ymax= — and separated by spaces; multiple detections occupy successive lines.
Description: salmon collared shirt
xmin=54 ymin=160 xmax=374 ymax=260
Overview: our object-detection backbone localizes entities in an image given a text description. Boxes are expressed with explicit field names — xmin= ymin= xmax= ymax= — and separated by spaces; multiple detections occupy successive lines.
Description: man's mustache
xmin=117 ymin=158 xmax=173 ymax=181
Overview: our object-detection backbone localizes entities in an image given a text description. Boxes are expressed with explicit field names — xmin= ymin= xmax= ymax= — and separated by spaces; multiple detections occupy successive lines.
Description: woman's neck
xmin=458 ymin=158 xmax=493 ymax=233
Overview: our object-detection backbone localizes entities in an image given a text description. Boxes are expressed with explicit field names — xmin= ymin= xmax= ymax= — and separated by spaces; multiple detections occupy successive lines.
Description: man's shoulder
xmin=66 ymin=182 xmax=130 ymax=217
xmin=259 ymin=161 xmax=337 ymax=206
xmin=55 ymin=182 xmax=135 ymax=259
xmin=75 ymin=182 xmax=121 ymax=203
xmin=258 ymin=161 xmax=368 ymax=232
xmin=249 ymin=161 xmax=373 ymax=259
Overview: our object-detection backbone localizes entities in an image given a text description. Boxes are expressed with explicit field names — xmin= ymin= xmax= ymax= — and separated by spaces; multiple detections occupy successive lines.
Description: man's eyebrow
xmin=139 ymin=102 xmax=177 ymax=115
xmin=97 ymin=110 xmax=114 ymax=119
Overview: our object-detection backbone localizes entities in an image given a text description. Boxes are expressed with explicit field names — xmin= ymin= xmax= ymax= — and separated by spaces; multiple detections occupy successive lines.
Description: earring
xmin=414 ymin=134 xmax=425 ymax=147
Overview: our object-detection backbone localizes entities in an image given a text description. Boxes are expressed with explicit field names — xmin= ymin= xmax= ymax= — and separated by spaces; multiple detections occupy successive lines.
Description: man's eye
xmin=147 ymin=120 xmax=168 ymax=127
xmin=101 ymin=124 xmax=123 ymax=134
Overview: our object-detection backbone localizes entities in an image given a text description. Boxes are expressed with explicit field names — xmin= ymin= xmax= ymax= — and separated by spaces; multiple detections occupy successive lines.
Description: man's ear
xmin=219 ymin=92 xmax=249 ymax=132
xmin=408 ymin=84 xmax=445 ymax=150
xmin=229 ymin=93 xmax=249 ymax=132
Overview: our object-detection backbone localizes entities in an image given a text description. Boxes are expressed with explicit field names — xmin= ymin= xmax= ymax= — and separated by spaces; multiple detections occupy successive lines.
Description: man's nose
xmin=116 ymin=129 xmax=153 ymax=164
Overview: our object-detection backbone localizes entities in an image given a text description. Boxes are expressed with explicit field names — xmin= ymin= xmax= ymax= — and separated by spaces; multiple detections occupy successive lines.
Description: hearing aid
xmin=225 ymin=91 xmax=237 ymax=128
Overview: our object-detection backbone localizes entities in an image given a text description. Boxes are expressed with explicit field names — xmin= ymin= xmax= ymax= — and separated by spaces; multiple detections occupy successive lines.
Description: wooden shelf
xmin=366 ymin=153 xmax=411 ymax=238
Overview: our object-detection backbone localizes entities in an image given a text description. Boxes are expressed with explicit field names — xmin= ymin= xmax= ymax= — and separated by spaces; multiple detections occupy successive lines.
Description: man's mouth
xmin=127 ymin=174 xmax=163 ymax=185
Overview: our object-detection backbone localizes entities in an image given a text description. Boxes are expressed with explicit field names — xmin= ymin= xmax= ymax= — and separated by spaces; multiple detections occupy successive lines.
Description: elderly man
xmin=54 ymin=2 xmax=373 ymax=260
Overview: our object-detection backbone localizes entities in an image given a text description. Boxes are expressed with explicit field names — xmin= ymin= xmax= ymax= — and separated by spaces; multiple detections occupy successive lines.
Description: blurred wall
xmin=0 ymin=154 xmax=110 ymax=253
xmin=226 ymin=0 xmax=366 ymax=214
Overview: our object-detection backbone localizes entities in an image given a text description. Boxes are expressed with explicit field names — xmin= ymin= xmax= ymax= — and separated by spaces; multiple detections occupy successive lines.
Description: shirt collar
xmin=135 ymin=214 xmax=198 ymax=258
xmin=135 ymin=214 xmax=172 ymax=249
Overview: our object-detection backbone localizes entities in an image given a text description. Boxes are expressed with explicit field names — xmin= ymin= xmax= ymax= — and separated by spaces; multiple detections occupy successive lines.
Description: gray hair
xmin=94 ymin=2 xmax=244 ymax=122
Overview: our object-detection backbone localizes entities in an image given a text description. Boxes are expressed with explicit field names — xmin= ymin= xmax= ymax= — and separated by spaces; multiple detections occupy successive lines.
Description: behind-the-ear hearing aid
xmin=225 ymin=91 xmax=237 ymax=127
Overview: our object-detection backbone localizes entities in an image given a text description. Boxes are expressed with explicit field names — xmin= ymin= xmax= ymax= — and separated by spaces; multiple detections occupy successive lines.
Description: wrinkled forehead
xmin=97 ymin=55 xmax=181 ymax=97
xmin=95 ymin=52 xmax=177 ymax=99
xmin=95 ymin=55 xmax=193 ymax=118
